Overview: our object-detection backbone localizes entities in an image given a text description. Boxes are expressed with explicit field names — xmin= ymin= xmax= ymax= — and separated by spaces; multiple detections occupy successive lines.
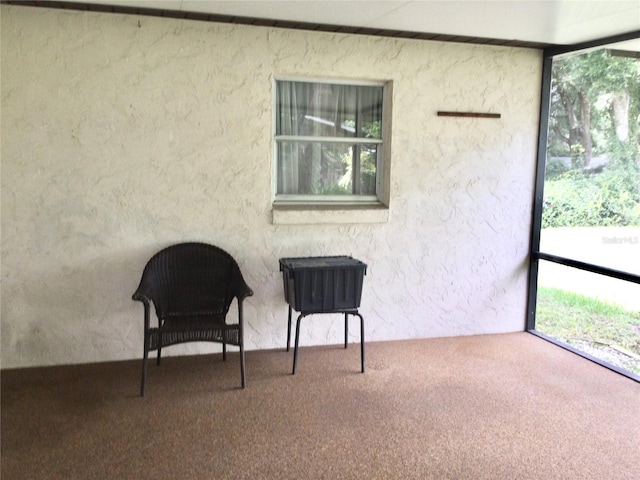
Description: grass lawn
xmin=535 ymin=286 xmax=640 ymax=375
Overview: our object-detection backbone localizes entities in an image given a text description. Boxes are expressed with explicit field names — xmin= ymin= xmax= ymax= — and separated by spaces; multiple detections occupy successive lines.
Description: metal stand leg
xmin=290 ymin=311 xmax=364 ymax=375
xmin=292 ymin=313 xmax=305 ymax=374
xmin=287 ymin=306 xmax=292 ymax=352
xmin=358 ymin=312 xmax=365 ymax=373
xmin=344 ymin=313 xmax=349 ymax=349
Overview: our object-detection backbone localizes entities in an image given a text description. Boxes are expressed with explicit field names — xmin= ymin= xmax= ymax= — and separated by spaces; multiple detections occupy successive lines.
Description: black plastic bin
xmin=279 ymin=256 xmax=367 ymax=313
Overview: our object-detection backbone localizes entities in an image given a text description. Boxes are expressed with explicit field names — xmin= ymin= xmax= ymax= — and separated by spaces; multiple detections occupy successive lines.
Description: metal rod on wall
xmin=437 ymin=111 xmax=501 ymax=118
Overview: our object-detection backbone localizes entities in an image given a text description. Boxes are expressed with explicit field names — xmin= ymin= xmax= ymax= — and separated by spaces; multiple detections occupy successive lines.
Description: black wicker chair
xmin=132 ymin=243 xmax=253 ymax=396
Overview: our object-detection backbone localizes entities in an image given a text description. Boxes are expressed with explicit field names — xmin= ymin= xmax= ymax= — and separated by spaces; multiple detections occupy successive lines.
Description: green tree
xmin=544 ymin=48 xmax=640 ymax=229
xmin=550 ymin=49 xmax=640 ymax=169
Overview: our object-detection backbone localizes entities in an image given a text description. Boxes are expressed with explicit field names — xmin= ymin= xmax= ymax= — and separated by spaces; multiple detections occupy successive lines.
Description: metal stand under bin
xmin=279 ymin=256 xmax=367 ymax=375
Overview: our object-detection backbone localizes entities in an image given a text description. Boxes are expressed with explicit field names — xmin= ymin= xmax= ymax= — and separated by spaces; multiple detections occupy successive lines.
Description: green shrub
xmin=542 ymin=163 xmax=640 ymax=228
xmin=545 ymin=157 xmax=570 ymax=179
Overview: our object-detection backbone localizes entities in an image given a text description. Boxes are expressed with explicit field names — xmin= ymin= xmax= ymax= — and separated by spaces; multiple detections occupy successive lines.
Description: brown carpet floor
xmin=2 ymin=333 xmax=639 ymax=479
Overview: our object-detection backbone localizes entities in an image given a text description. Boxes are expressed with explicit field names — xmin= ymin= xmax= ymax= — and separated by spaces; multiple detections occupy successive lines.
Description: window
xmin=274 ymin=79 xmax=387 ymax=204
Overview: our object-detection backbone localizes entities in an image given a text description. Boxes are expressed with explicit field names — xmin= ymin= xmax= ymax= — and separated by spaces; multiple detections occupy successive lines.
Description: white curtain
xmin=277 ymin=81 xmax=382 ymax=195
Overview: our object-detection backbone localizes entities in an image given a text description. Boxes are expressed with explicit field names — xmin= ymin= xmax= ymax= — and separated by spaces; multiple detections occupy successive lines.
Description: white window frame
xmin=272 ymin=77 xmax=391 ymax=207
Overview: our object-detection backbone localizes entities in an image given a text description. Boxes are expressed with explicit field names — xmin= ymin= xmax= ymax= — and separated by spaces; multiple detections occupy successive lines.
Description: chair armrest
xmin=132 ymin=290 xmax=151 ymax=305
xmin=236 ymin=283 xmax=254 ymax=302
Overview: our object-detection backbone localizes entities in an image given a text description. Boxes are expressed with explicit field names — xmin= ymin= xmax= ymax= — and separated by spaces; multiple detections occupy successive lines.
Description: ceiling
xmin=24 ymin=1 xmax=640 ymax=49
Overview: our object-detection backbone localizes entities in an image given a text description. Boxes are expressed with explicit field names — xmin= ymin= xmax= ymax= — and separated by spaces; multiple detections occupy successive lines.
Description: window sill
xmin=272 ymin=203 xmax=389 ymax=225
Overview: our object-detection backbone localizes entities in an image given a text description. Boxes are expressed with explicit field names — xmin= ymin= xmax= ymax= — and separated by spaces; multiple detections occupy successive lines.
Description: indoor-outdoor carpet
xmin=1 ymin=333 xmax=639 ymax=479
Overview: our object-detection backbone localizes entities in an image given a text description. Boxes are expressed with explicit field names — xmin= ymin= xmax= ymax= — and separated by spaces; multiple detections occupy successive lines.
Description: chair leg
xmin=223 ymin=341 xmax=227 ymax=361
xmin=141 ymin=342 xmax=149 ymax=397
xmin=155 ymin=325 xmax=163 ymax=366
xmin=240 ymin=342 xmax=246 ymax=388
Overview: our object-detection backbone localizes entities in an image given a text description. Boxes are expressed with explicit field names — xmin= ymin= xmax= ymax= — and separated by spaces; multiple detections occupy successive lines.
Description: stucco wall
xmin=1 ymin=6 xmax=541 ymax=369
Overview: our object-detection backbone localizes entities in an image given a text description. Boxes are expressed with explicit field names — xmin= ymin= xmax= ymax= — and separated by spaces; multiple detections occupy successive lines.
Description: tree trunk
xmin=578 ymin=91 xmax=592 ymax=167
xmin=611 ymin=92 xmax=630 ymax=141
xmin=564 ymin=99 xmax=580 ymax=149
xmin=557 ymin=84 xmax=581 ymax=166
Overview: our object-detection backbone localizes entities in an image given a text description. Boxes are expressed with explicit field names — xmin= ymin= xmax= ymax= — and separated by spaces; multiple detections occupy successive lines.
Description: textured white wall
xmin=1 ymin=6 xmax=541 ymax=369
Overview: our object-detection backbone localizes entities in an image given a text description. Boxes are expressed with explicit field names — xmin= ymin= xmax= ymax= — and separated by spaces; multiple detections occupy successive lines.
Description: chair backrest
xmin=134 ymin=243 xmax=246 ymax=320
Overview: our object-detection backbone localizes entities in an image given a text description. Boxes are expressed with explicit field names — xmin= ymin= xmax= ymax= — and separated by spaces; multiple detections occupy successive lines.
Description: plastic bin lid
xmin=279 ymin=256 xmax=367 ymax=270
